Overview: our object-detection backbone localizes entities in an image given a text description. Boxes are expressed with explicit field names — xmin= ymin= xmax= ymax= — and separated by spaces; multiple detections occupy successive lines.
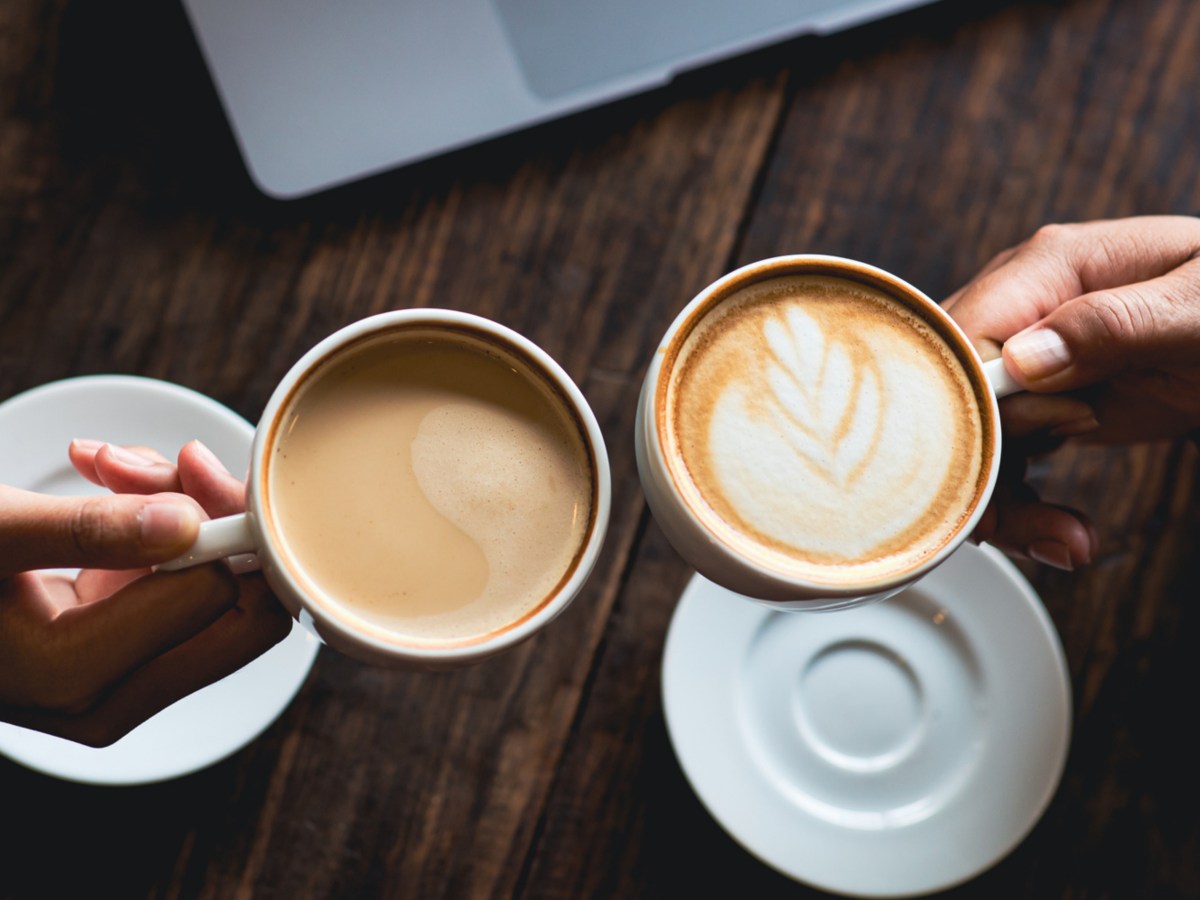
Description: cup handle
xmin=982 ymin=356 xmax=1022 ymax=399
xmin=156 ymin=513 xmax=260 ymax=574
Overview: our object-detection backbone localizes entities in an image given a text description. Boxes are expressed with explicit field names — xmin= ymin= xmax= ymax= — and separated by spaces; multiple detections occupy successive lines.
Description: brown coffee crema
xmin=660 ymin=273 xmax=991 ymax=586
xmin=264 ymin=328 xmax=596 ymax=648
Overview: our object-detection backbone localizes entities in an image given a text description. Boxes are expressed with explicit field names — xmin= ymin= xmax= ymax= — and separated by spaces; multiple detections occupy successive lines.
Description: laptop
xmin=181 ymin=0 xmax=937 ymax=199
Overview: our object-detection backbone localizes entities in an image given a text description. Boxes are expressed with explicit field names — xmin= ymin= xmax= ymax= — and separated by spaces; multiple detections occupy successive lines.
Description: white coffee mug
xmin=162 ymin=309 xmax=612 ymax=668
xmin=635 ymin=255 xmax=1019 ymax=611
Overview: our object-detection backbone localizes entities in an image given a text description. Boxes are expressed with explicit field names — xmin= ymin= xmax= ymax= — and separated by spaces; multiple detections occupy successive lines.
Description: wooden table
xmin=3 ymin=0 xmax=1199 ymax=897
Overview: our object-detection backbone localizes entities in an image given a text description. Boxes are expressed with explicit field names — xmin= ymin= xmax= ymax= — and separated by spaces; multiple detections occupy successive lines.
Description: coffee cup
xmin=635 ymin=255 xmax=1018 ymax=611
xmin=162 ymin=310 xmax=611 ymax=668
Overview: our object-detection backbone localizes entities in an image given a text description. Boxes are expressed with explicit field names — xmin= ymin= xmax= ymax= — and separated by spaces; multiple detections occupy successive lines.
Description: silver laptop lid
xmin=182 ymin=0 xmax=933 ymax=198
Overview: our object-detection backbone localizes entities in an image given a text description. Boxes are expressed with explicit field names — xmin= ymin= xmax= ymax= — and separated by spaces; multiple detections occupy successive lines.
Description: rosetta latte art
xmin=756 ymin=306 xmax=886 ymax=490
xmin=671 ymin=275 xmax=984 ymax=580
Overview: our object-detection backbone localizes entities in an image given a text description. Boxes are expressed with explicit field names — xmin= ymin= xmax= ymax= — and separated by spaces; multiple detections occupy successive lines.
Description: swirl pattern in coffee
xmin=267 ymin=331 xmax=595 ymax=647
xmin=663 ymin=275 xmax=986 ymax=585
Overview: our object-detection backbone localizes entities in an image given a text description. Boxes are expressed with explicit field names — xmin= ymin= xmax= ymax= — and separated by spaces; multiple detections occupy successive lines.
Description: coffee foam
xmin=267 ymin=330 xmax=594 ymax=647
xmin=664 ymin=275 xmax=986 ymax=585
xmin=408 ymin=401 xmax=588 ymax=640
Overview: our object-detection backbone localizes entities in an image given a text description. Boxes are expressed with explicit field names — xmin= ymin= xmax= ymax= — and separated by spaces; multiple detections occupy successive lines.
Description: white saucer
xmin=662 ymin=542 xmax=1071 ymax=898
xmin=0 ymin=376 xmax=320 ymax=785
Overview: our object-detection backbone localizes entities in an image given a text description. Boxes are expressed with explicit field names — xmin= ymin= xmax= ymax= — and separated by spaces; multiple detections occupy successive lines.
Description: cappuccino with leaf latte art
xmin=660 ymin=274 xmax=989 ymax=586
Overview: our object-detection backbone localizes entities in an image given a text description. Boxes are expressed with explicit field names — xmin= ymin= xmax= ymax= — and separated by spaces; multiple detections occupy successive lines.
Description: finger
xmin=1001 ymin=255 xmax=1200 ymax=392
xmin=2 ymin=577 xmax=292 ymax=747
xmin=0 ymin=486 xmax=201 ymax=576
xmin=972 ymin=499 xmax=999 ymax=545
xmin=32 ymin=572 xmax=81 ymax=613
xmin=949 ymin=217 xmax=1200 ymax=353
xmin=43 ymin=566 xmax=240 ymax=708
xmin=981 ymin=498 xmax=1098 ymax=570
xmin=176 ymin=441 xmax=247 ymax=520
xmin=76 ymin=442 xmax=183 ymax=496
xmin=997 ymin=393 xmax=1098 ymax=439
xmin=68 ymin=439 xmax=107 ymax=487
xmin=74 ymin=567 xmax=149 ymax=603
xmin=970 ymin=466 xmax=1034 ymax=546
xmin=947 ymin=227 xmax=1097 ymax=354
xmin=69 ymin=440 xmax=176 ymax=489
xmin=942 ymin=244 xmax=1020 ymax=312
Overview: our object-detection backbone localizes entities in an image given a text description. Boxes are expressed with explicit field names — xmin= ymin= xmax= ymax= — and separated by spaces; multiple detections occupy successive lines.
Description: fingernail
xmin=141 ymin=501 xmax=199 ymax=548
xmin=1050 ymin=415 xmax=1100 ymax=437
xmin=105 ymin=444 xmax=157 ymax=467
xmin=190 ymin=440 xmax=231 ymax=475
xmin=1006 ymin=328 xmax=1071 ymax=380
xmin=1027 ymin=540 xmax=1074 ymax=571
xmin=70 ymin=438 xmax=104 ymax=452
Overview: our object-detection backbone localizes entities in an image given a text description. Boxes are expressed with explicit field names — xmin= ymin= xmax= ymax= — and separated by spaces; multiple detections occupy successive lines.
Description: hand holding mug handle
xmin=157 ymin=513 xmax=259 ymax=574
xmin=941 ymin=215 xmax=1200 ymax=571
xmin=0 ymin=440 xmax=291 ymax=747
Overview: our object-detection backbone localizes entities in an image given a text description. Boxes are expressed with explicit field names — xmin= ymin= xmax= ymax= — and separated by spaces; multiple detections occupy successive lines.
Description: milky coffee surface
xmin=269 ymin=333 xmax=593 ymax=646
xmin=667 ymin=275 xmax=985 ymax=584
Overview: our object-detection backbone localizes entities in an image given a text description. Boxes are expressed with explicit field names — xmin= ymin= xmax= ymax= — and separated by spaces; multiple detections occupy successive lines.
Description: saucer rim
xmin=660 ymin=542 xmax=1072 ymax=898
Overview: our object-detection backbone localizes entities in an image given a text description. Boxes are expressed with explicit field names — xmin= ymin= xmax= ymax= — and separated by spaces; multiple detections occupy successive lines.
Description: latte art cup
xmin=160 ymin=310 xmax=612 ymax=668
xmin=635 ymin=255 xmax=1019 ymax=611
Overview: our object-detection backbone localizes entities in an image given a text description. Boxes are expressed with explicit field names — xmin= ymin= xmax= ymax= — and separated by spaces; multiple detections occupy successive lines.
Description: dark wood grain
xmin=2 ymin=0 xmax=1199 ymax=897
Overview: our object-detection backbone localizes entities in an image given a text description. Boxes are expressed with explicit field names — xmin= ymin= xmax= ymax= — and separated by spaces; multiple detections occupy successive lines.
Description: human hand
xmin=0 ymin=440 xmax=291 ymax=746
xmin=944 ymin=215 xmax=1200 ymax=569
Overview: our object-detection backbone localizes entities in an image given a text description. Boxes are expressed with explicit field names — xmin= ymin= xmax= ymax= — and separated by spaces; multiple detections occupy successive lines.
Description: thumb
xmin=1000 ymin=259 xmax=1200 ymax=392
xmin=0 ymin=487 xmax=201 ymax=577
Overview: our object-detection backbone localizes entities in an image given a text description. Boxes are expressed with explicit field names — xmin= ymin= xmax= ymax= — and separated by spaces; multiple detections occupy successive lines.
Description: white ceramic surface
xmin=164 ymin=310 xmax=612 ymax=670
xmin=0 ymin=375 xmax=319 ymax=785
xmin=661 ymin=541 xmax=1071 ymax=898
xmin=635 ymin=255 xmax=1013 ymax=610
